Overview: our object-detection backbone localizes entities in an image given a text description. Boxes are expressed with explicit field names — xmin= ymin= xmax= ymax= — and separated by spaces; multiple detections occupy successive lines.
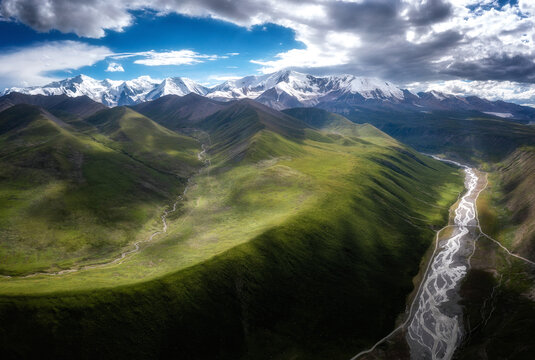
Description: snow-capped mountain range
xmin=1 ymin=75 xmax=210 ymax=107
xmin=1 ymin=71 xmax=404 ymax=108
xmin=2 ymin=70 xmax=534 ymax=121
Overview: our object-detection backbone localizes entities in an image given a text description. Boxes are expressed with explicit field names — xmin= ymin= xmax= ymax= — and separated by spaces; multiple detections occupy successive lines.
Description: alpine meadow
xmin=0 ymin=1 xmax=535 ymax=360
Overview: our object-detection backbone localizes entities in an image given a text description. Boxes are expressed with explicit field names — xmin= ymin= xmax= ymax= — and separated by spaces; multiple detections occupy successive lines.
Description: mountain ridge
xmin=4 ymin=71 xmax=535 ymax=122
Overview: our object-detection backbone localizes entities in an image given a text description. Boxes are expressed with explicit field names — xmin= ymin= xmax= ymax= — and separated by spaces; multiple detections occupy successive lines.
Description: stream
xmin=406 ymin=159 xmax=482 ymax=360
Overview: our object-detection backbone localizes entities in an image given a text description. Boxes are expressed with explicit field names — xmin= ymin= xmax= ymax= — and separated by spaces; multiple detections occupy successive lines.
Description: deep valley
xmin=0 ymin=70 xmax=534 ymax=360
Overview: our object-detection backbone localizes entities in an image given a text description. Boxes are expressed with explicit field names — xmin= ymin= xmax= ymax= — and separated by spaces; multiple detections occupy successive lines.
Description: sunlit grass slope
xmin=283 ymin=107 xmax=391 ymax=141
xmin=0 ymin=105 xmax=195 ymax=275
xmin=198 ymin=99 xmax=308 ymax=164
xmin=478 ymin=146 xmax=535 ymax=260
xmin=0 ymin=104 xmax=463 ymax=359
xmin=85 ymin=106 xmax=202 ymax=176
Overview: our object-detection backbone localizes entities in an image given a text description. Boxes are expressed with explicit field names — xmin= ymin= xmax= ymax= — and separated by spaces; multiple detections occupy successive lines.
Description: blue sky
xmin=0 ymin=11 xmax=303 ymax=86
xmin=0 ymin=0 xmax=534 ymax=105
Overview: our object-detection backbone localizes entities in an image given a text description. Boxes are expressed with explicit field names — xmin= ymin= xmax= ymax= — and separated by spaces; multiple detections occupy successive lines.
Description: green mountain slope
xmin=85 ymin=106 xmax=202 ymax=176
xmin=330 ymin=107 xmax=535 ymax=162
xmin=0 ymin=104 xmax=192 ymax=275
xmin=456 ymin=147 xmax=535 ymax=359
xmin=0 ymin=103 xmax=463 ymax=359
xmin=131 ymin=93 xmax=228 ymax=130
xmin=0 ymin=92 xmax=106 ymax=118
xmin=479 ymin=147 xmax=535 ymax=260
xmin=283 ymin=107 xmax=391 ymax=141
xmin=198 ymin=99 xmax=309 ymax=164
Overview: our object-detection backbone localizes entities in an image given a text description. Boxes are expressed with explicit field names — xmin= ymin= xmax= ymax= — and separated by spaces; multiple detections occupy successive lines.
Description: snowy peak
xmin=205 ymin=70 xmax=406 ymax=108
xmin=327 ymin=75 xmax=404 ymax=100
xmin=146 ymin=77 xmax=208 ymax=100
xmin=4 ymin=71 xmax=533 ymax=122
xmin=2 ymin=71 xmax=406 ymax=108
xmin=2 ymin=75 xmax=206 ymax=107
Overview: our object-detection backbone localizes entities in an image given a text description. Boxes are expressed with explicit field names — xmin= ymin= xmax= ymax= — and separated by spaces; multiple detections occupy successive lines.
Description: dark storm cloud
xmin=326 ymin=1 xmax=403 ymax=32
xmin=0 ymin=0 xmax=452 ymax=37
xmin=324 ymin=0 xmax=453 ymax=35
xmin=444 ymin=54 xmax=535 ymax=83
xmin=367 ymin=30 xmax=464 ymax=81
xmin=311 ymin=0 xmax=462 ymax=83
xmin=302 ymin=29 xmax=464 ymax=83
xmin=407 ymin=0 xmax=453 ymax=26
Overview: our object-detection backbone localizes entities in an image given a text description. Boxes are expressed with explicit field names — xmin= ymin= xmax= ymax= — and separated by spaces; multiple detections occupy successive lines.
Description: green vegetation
xmin=454 ymin=146 xmax=535 ymax=359
xmin=0 ymin=102 xmax=463 ymax=359
xmin=457 ymin=235 xmax=535 ymax=359
xmin=336 ymin=108 xmax=535 ymax=163
xmin=478 ymin=147 xmax=535 ymax=259
xmin=131 ymin=93 xmax=227 ymax=129
xmin=283 ymin=107 xmax=391 ymax=141
xmin=85 ymin=106 xmax=202 ymax=176
xmin=0 ymin=104 xmax=198 ymax=275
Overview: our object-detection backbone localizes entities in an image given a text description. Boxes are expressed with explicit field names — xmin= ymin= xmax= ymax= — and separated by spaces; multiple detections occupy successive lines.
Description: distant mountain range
xmin=3 ymin=70 xmax=535 ymax=122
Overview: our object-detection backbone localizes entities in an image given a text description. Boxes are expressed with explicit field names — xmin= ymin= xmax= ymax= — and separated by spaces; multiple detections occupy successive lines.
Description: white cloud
xmin=113 ymin=50 xmax=220 ymax=66
xmin=0 ymin=43 xmax=228 ymax=88
xmin=203 ymin=74 xmax=244 ymax=86
xmin=106 ymin=62 xmax=124 ymax=72
xmin=408 ymin=79 xmax=535 ymax=104
xmin=0 ymin=40 xmax=110 ymax=87
xmin=0 ymin=0 xmax=132 ymax=38
xmin=2 ymin=0 xmax=535 ymax=103
xmin=208 ymin=75 xmax=242 ymax=81
xmin=2 ymin=1 xmax=533 ymax=80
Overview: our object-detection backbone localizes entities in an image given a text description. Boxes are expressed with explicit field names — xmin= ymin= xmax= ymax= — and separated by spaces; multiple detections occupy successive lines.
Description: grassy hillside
xmin=0 ymin=104 xmax=463 ymax=359
xmin=85 ymin=106 xmax=202 ymax=176
xmin=455 ymin=148 xmax=535 ymax=358
xmin=478 ymin=147 xmax=535 ymax=260
xmin=131 ymin=93 xmax=229 ymax=129
xmin=451 ymin=146 xmax=535 ymax=359
xmin=198 ymin=99 xmax=309 ymax=164
xmin=327 ymin=107 xmax=535 ymax=163
xmin=283 ymin=107 xmax=390 ymax=141
xmin=0 ymin=105 xmax=195 ymax=275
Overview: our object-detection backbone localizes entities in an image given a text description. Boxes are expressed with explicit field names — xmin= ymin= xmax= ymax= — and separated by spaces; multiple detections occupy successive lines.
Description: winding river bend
xmin=406 ymin=159 xmax=483 ymax=360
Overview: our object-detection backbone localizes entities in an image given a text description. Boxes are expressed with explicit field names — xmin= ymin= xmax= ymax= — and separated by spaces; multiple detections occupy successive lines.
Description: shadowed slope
xmin=131 ymin=93 xmax=229 ymax=130
xmin=0 ymin=92 xmax=106 ymax=118
xmin=325 ymin=106 xmax=535 ymax=162
xmin=479 ymin=147 xmax=535 ymax=261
